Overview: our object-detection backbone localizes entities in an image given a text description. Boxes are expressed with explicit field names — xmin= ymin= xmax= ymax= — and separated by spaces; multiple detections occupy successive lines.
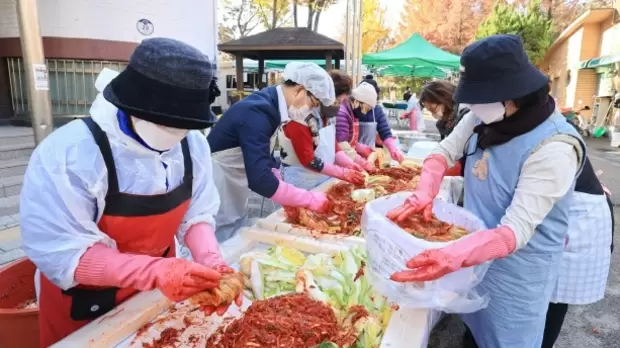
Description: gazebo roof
xmin=218 ymin=27 xmax=344 ymax=60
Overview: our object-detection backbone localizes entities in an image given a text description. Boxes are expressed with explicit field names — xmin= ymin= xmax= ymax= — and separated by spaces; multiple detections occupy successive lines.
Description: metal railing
xmin=7 ymin=58 xmax=127 ymax=118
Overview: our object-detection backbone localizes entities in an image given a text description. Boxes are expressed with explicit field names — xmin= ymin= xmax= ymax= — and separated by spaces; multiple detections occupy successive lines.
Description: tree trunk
xmin=293 ymin=0 xmax=298 ymax=27
xmin=307 ymin=0 xmax=315 ymax=28
xmin=272 ymin=0 xmax=278 ymax=29
xmin=313 ymin=10 xmax=322 ymax=31
xmin=307 ymin=10 xmax=314 ymax=28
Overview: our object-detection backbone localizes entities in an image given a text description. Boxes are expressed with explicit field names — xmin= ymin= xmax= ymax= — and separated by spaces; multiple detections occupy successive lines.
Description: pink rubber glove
xmin=387 ymin=154 xmax=448 ymax=222
xmin=391 ymin=226 xmax=516 ymax=282
xmin=185 ymin=223 xmax=226 ymax=269
xmin=335 ymin=151 xmax=364 ymax=171
xmin=185 ymin=223 xmax=243 ymax=315
xmin=355 ymin=142 xmax=373 ymax=158
xmin=74 ymin=244 xmax=221 ymax=302
xmin=270 ymin=180 xmax=329 ymax=212
xmin=602 ymin=182 xmax=611 ymax=197
xmin=321 ymin=162 xmax=366 ymax=185
xmin=408 ymin=110 xmax=419 ymax=131
xmin=272 ymin=167 xmax=283 ymax=180
xmin=354 ymin=154 xmax=375 ymax=172
xmin=384 ymin=137 xmax=404 ymax=163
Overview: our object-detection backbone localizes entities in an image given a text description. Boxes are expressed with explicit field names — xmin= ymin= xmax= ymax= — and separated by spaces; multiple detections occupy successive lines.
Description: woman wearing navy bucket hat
xmin=20 ymin=38 xmax=239 ymax=347
xmin=387 ymin=34 xmax=586 ymax=347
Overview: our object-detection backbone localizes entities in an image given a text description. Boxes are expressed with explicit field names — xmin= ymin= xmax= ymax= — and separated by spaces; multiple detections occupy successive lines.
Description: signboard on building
xmin=32 ymin=64 xmax=49 ymax=90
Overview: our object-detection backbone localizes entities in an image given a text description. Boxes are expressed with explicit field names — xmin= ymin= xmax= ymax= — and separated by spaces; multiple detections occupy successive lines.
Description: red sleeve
xmin=445 ymin=161 xmax=463 ymax=177
xmin=282 ymin=122 xmax=315 ymax=167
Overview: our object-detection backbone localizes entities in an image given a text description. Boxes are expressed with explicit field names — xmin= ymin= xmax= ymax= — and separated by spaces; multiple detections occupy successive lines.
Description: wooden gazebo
xmin=218 ymin=27 xmax=345 ymax=92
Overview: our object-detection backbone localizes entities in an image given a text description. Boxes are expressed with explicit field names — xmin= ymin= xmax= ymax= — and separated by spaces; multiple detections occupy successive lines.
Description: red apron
xmin=38 ymin=118 xmax=194 ymax=347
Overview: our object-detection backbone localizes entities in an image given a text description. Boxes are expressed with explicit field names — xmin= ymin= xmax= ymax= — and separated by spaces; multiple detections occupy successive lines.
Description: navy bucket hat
xmin=103 ymin=37 xmax=217 ymax=130
xmin=453 ymin=34 xmax=549 ymax=104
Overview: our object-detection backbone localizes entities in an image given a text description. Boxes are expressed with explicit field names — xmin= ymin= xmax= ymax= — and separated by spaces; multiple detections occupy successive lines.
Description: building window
xmin=552 ymin=77 xmax=560 ymax=97
xmin=7 ymin=58 xmax=127 ymax=118
xmin=566 ymin=70 xmax=571 ymax=86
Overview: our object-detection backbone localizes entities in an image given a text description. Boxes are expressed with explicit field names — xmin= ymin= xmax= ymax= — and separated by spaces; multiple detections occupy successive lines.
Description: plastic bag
xmin=363 ymin=192 xmax=489 ymax=313
xmin=406 ymin=140 xmax=439 ymax=159
xmin=437 ymin=177 xmax=464 ymax=205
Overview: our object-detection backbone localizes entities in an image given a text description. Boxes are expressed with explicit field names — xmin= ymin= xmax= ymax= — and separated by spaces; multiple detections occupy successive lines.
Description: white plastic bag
xmin=406 ymin=140 xmax=438 ymax=159
xmin=363 ymin=192 xmax=489 ymax=313
xmin=437 ymin=177 xmax=464 ymax=205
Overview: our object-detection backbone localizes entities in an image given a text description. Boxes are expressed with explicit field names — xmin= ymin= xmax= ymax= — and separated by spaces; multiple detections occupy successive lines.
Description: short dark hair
xmin=283 ymin=79 xmax=298 ymax=87
xmin=361 ymin=78 xmax=380 ymax=97
xmin=328 ymin=70 xmax=353 ymax=97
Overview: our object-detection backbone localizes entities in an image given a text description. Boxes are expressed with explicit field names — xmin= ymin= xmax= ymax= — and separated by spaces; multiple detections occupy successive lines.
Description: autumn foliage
xmin=397 ymin=0 xmax=496 ymax=54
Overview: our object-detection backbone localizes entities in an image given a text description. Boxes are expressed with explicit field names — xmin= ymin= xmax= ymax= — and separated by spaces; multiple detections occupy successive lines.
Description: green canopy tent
xmin=265 ymin=59 xmax=336 ymax=69
xmin=264 ymin=59 xmax=371 ymax=75
xmin=375 ymin=65 xmax=449 ymax=78
xmin=362 ymin=33 xmax=460 ymax=69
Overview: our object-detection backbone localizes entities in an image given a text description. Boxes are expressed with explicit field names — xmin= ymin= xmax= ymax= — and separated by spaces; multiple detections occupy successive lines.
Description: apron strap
xmin=271 ymin=123 xmax=285 ymax=159
xmin=82 ymin=117 xmax=120 ymax=194
xmin=180 ymin=138 xmax=193 ymax=186
xmin=82 ymin=118 xmax=193 ymax=193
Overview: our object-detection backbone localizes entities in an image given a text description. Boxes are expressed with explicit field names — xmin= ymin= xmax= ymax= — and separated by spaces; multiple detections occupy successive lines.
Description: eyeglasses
xmin=306 ymin=90 xmax=321 ymax=108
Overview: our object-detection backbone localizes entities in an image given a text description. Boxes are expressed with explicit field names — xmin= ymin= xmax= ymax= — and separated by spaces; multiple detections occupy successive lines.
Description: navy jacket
xmin=355 ymin=105 xmax=392 ymax=140
xmin=207 ymin=87 xmax=281 ymax=198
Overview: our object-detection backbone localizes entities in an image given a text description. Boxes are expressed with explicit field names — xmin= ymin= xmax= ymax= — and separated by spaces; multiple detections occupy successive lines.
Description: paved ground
xmin=0 ymin=227 xmax=23 ymax=265
xmin=1 ymin=118 xmax=618 ymax=347
xmin=0 ymin=214 xmax=20 ymax=231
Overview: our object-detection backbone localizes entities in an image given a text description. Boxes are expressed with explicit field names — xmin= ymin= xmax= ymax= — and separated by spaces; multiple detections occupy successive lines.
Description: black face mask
xmin=354 ymin=106 xmax=364 ymax=117
xmin=321 ymin=105 xmax=339 ymax=119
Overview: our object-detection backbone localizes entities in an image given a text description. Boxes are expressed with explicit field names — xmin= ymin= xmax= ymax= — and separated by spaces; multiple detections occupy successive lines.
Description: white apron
xmin=550 ymin=191 xmax=612 ymax=305
xmin=281 ymin=123 xmax=336 ymax=190
xmin=358 ymin=108 xmax=377 ymax=147
xmin=211 ymin=130 xmax=280 ymax=242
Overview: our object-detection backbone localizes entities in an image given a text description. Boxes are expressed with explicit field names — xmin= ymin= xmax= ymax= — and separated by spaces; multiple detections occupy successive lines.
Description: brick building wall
xmin=573 ymin=24 xmax=602 ymax=115
xmin=544 ymin=9 xmax=619 ymax=121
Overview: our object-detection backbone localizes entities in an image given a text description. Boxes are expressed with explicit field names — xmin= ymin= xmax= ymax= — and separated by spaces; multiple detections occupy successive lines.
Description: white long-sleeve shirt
xmin=432 ymin=111 xmax=582 ymax=249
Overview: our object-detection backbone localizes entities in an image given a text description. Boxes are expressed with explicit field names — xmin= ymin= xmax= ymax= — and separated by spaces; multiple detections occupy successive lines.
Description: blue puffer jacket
xmin=356 ymin=105 xmax=392 ymax=140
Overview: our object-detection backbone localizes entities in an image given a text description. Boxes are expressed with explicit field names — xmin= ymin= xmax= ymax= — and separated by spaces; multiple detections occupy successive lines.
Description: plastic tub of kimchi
xmin=362 ymin=192 xmax=491 ymax=313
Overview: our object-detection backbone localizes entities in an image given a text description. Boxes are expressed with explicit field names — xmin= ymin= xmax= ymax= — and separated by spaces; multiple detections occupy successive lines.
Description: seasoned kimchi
xmin=392 ymin=213 xmax=469 ymax=242
xmin=283 ymin=166 xmax=422 ymax=236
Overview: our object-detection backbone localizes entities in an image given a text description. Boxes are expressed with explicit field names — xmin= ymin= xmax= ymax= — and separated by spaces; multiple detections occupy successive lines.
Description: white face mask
xmin=470 ymin=102 xmax=506 ymax=124
xmin=288 ymin=105 xmax=312 ymax=120
xmin=131 ymin=117 xmax=188 ymax=151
